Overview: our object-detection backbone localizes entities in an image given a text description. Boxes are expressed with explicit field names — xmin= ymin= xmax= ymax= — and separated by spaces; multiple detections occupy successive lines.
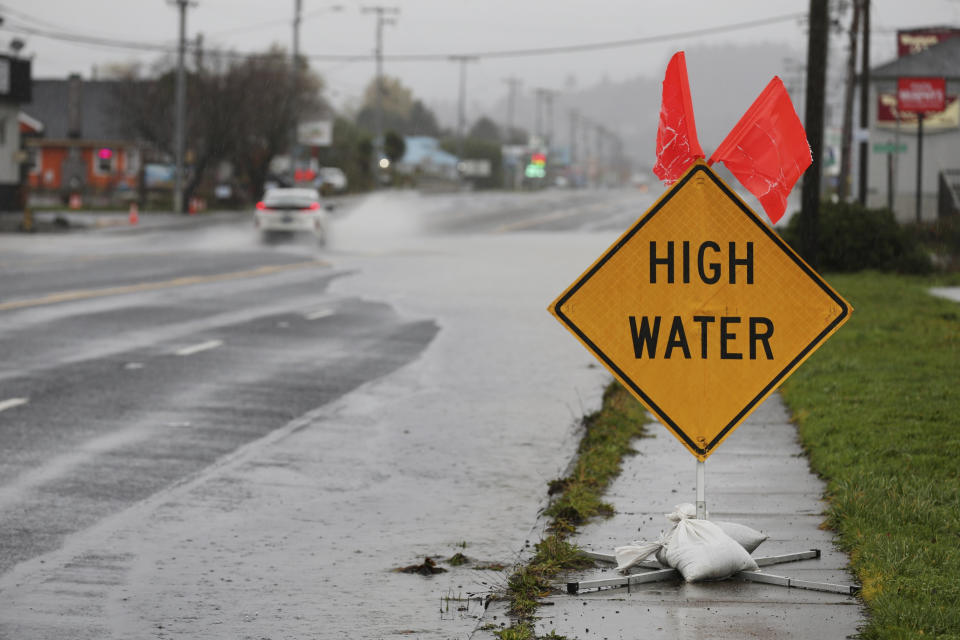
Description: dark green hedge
xmin=780 ymin=202 xmax=933 ymax=274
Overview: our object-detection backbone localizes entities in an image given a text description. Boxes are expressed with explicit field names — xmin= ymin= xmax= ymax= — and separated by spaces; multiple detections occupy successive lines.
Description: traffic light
xmin=525 ymin=152 xmax=546 ymax=179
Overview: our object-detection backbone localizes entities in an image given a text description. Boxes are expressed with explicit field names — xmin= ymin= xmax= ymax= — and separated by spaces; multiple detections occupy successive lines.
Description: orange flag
xmin=709 ymin=77 xmax=811 ymax=224
xmin=653 ymin=52 xmax=704 ymax=184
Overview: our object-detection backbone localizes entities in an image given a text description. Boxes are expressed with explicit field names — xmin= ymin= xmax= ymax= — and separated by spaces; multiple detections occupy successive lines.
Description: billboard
xmin=876 ymin=93 xmax=958 ymax=131
xmin=298 ymin=120 xmax=333 ymax=147
xmin=898 ymin=77 xmax=947 ymax=113
xmin=897 ymin=27 xmax=960 ymax=57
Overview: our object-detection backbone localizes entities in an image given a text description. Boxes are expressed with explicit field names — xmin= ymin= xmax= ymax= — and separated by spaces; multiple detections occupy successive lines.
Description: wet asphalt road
xmin=0 ymin=229 xmax=440 ymax=575
xmin=0 ymin=188 xmax=652 ymax=637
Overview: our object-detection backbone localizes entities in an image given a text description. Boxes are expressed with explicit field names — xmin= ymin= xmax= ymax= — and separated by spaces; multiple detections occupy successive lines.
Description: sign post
xmin=897 ymin=77 xmax=946 ymax=222
xmin=917 ymin=112 xmax=924 ymax=223
xmin=554 ymin=161 xmax=858 ymax=595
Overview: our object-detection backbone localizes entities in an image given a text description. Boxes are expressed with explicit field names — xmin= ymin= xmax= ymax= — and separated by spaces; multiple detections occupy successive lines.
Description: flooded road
xmin=0 ymin=188 xmax=655 ymax=638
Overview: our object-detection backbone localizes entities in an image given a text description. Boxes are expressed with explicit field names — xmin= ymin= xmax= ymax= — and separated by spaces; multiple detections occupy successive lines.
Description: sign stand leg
xmin=696 ymin=460 xmax=706 ymax=519
xmin=567 ymin=549 xmax=860 ymax=595
xmin=567 ymin=466 xmax=861 ymax=596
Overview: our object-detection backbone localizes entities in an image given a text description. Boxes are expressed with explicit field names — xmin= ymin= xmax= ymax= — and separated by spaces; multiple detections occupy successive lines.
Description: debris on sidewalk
xmin=395 ymin=557 xmax=447 ymax=575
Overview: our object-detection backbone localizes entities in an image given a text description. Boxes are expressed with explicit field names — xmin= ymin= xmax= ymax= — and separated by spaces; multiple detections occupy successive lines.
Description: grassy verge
xmin=493 ymin=382 xmax=649 ymax=640
xmin=779 ymin=271 xmax=960 ymax=639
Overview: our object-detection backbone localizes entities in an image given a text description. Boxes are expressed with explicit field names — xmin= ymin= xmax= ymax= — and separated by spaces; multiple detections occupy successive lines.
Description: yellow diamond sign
xmin=549 ymin=162 xmax=851 ymax=460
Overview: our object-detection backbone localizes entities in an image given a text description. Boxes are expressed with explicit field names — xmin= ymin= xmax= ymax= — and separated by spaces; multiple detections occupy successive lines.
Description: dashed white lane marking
xmin=0 ymin=397 xmax=29 ymax=413
xmin=305 ymin=308 xmax=335 ymax=320
xmin=174 ymin=339 xmax=223 ymax=356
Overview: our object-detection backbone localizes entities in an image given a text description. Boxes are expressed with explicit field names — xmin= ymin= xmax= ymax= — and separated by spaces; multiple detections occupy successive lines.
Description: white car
xmin=254 ymin=188 xmax=329 ymax=244
xmin=317 ymin=167 xmax=348 ymax=194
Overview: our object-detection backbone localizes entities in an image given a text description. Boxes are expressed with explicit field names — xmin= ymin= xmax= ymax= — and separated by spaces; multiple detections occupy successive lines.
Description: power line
xmin=0 ymin=2 xmax=81 ymax=32
xmin=2 ymin=22 xmax=178 ymax=54
xmin=383 ymin=13 xmax=807 ymax=61
xmin=1 ymin=12 xmax=806 ymax=63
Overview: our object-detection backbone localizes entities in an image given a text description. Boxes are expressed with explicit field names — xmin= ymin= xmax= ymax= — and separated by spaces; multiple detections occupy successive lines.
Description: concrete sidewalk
xmin=931 ymin=286 xmax=960 ymax=303
xmin=478 ymin=393 xmax=866 ymax=639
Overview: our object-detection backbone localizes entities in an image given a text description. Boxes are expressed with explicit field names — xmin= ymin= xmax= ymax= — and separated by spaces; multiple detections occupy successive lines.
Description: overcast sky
xmin=4 ymin=0 xmax=960 ymax=119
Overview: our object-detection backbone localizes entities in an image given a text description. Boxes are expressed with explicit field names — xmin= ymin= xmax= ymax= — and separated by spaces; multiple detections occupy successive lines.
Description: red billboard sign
xmin=898 ymin=77 xmax=947 ymax=113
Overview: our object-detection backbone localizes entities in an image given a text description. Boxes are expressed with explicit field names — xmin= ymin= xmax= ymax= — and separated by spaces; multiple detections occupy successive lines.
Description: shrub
xmin=779 ymin=201 xmax=933 ymax=274
xmin=907 ymin=216 xmax=960 ymax=271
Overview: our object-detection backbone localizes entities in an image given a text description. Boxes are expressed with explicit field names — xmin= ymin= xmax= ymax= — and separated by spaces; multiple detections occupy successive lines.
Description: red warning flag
xmin=653 ymin=51 xmax=704 ymax=184
xmin=709 ymin=76 xmax=811 ymax=224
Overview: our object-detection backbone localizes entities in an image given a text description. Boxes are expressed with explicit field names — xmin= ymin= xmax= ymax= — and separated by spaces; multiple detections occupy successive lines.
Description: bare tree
xmin=113 ymin=46 xmax=327 ymax=203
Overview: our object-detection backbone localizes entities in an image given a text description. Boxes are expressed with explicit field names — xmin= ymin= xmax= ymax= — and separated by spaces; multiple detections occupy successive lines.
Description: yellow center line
xmin=0 ymin=260 xmax=330 ymax=312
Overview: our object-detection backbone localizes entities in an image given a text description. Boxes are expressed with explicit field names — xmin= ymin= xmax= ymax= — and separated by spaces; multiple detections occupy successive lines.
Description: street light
xmin=362 ymin=6 xmax=400 ymax=180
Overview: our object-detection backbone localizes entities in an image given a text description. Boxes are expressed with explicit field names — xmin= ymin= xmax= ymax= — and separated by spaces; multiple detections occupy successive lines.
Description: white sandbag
xmin=663 ymin=517 xmax=758 ymax=582
xmin=663 ymin=504 xmax=768 ymax=553
xmin=614 ymin=540 xmax=661 ymax=572
xmin=615 ymin=504 xmax=758 ymax=582
xmin=715 ymin=520 xmax=768 ymax=553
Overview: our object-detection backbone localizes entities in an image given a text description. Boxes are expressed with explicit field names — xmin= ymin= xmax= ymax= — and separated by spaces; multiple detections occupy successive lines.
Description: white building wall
xmin=866 ymin=79 xmax=960 ymax=223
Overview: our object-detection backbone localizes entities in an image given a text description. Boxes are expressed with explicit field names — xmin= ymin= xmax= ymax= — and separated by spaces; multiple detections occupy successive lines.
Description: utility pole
xmin=839 ymin=0 xmax=860 ymax=201
xmin=450 ymin=55 xmax=477 ymax=162
xmin=533 ymin=88 xmax=545 ymax=142
xmin=580 ymin=116 xmax=591 ymax=186
xmin=502 ymin=76 xmax=521 ymax=142
xmin=289 ymin=0 xmax=302 ymax=186
xmin=194 ymin=32 xmax=204 ymax=70
xmin=595 ymin=123 xmax=605 ymax=187
xmin=801 ymin=0 xmax=829 ymax=268
xmin=535 ymin=88 xmax=557 ymax=150
xmin=857 ymin=0 xmax=870 ymax=205
xmin=291 ymin=3 xmax=342 ymax=185
xmin=362 ymin=6 xmax=399 ymax=177
xmin=544 ymin=90 xmax=555 ymax=151
xmin=569 ymin=109 xmax=579 ymax=176
xmin=170 ymin=0 xmax=193 ymax=214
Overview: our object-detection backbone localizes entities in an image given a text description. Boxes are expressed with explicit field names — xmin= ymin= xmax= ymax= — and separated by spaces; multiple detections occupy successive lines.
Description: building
xmin=396 ymin=136 xmax=459 ymax=184
xmin=866 ymin=32 xmax=960 ymax=222
xmin=22 ymin=74 xmax=144 ymax=206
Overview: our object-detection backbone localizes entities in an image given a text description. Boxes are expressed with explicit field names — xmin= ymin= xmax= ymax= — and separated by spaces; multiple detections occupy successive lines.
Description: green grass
xmin=495 ymin=382 xmax=649 ymax=639
xmin=779 ymin=271 xmax=960 ymax=639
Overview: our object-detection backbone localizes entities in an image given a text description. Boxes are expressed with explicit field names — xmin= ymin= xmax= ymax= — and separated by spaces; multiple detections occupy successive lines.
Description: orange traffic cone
xmin=128 ymin=202 xmax=139 ymax=225
xmin=69 ymin=193 xmax=82 ymax=209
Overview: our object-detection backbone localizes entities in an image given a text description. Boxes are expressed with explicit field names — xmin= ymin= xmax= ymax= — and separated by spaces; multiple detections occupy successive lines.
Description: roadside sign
xmin=298 ymin=119 xmax=333 ymax=147
xmin=549 ymin=162 xmax=851 ymax=460
xmin=898 ymin=77 xmax=946 ymax=113
xmin=872 ymin=142 xmax=907 ymax=154
xmin=458 ymin=159 xmax=492 ymax=177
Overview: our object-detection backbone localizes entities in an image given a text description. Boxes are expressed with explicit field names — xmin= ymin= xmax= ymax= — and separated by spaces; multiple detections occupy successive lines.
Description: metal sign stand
xmin=569 ymin=549 xmax=858 ymax=595
xmin=696 ymin=460 xmax=706 ymax=519
xmin=566 ymin=461 xmax=860 ymax=596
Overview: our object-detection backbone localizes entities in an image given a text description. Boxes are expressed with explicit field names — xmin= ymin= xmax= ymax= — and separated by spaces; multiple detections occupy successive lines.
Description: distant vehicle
xmin=254 ymin=187 xmax=330 ymax=244
xmin=316 ymin=167 xmax=348 ymax=194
